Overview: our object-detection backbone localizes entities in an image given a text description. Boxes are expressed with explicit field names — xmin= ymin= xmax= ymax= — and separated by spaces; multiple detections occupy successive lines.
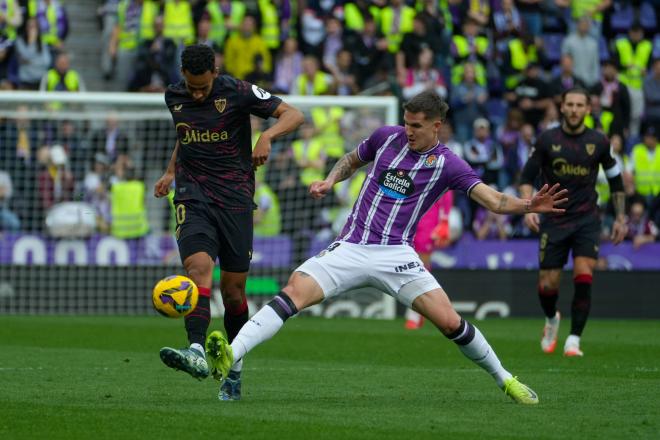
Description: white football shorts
xmin=296 ymin=241 xmax=441 ymax=307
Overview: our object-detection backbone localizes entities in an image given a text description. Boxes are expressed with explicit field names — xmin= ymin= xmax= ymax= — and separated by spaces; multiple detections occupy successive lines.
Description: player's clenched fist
xmin=309 ymin=180 xmax=332 ymax=199
xmin=154 ymin=172 xmax=174 ymax=198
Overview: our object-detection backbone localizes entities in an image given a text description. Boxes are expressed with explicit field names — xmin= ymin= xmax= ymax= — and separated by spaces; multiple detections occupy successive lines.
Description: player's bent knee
xmin=282 ymin=271 xmax=325 ymax=310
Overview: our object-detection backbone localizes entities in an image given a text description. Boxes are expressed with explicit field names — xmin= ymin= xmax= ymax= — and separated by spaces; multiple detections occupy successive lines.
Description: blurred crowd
xmin=1 ymin=0 xmax=659 ymax=253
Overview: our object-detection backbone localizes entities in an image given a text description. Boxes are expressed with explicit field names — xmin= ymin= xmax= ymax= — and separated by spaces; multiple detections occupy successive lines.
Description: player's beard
xmin=563 ymin=115 xmax=585 ymax=132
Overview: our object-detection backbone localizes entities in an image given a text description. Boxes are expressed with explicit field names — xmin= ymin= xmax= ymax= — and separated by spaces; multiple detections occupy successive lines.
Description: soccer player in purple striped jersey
xmin=206 ymin=90 xmax=569 ymax=404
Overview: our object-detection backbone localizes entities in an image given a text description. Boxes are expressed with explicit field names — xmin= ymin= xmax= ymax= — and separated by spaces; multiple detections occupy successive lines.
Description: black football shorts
xmin=538 ymin=217 xmax=601 ymax=269
xmin=174 ymin=200 xmax=253 ymax=272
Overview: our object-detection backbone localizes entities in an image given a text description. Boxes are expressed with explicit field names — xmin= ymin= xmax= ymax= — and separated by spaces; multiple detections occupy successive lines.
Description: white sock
xmin=456 ymin=326 xmax=512 ymax=388
xmin=547 ymin=312 xmax=560 ymax=325
xmin=189 ymin=343 xmax=205 ymax=357
xmin=230 ymin=358 xmax=243 ymax=373
xmin=565 ymin=334 xmax=580 ymax=348
xmin=230 ymin=305 xmax=285 ymax=365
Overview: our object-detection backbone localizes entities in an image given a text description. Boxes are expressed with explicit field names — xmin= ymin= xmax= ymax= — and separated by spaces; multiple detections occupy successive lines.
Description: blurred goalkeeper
xmin=205 ymin=90 xmax=569 ymax=404
xmin=154 ymin=44 xmax=303 ymax=400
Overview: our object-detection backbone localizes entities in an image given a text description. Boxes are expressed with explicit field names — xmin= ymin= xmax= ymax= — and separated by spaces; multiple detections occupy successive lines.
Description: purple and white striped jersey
xmin=339 ymin=126 xmax=482 ymax=246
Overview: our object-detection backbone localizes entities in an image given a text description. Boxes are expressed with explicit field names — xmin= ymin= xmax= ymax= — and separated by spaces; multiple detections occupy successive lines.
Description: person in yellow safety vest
xmin=570 ymin=0 xmax=610 ymax=29
xmin=502 ymin=33 xmax=541 ymax=90
xmin=39 ymin=51 xmax=85 ymax=91
xmin=162 ymin=0 xmax=194 ymax=47
xmin=631 ymin=125 xmax=660 ymax=199
xmin=342 ymin=0 xmax=381 ymax=32
xmin=205 ymin=0 xmax=246 ymax=49
xmin=450 ymin=18 xmax=489 ymax=86
xmin=253 ymin=178 xmax=281 ymax=237
xmin=109 ymin=0 xmax=158 ymax=91
xmin=28 ymin=0 xmax=67 ymax=49
xmin=0 ymin=0 xmax=23 ymax=42
xmin=110 ymin=171 xmax=149 ymax=239
xmin=614 ymin=24 xmax=653 ymax=91
xmin=311 ymin=106 xmax=345 ymax=159
xmin=292 ymin=122 xmax=327 ymax=187
xmin=224 ymin=15 xmax=272 ymax=80
xmin=257 ymin=0 xmax=280 ymax=51
xmin=292 ymin=55 xmax=334 ymax=95
xmin=379 ymin=0 xmax=415 ymax=53
xmin=588 ymin=60 xmax=631 ymax=137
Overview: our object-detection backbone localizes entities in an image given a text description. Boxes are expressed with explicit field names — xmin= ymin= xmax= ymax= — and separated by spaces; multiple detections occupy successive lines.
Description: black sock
xmin=538 ymin=285 xmax=559 ymax=319
xmin=223 ymin=295 xmax=249 ymax=343
xmin=571 ymin=275 xmax=592 ymax=336
xmin=185 ymin=289 xmax=211 ymax=346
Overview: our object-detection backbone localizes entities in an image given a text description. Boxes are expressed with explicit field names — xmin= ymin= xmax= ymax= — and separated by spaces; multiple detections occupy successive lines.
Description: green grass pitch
xmin=1 ymin=316 xmax=658 ymax=439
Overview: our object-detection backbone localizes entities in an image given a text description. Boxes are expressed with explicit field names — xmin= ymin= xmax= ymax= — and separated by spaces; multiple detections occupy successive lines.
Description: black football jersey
xmin=165 ymin=76 xmax=282 ymax=210
xmin=520 ymin=126 xmax=615 ymax=225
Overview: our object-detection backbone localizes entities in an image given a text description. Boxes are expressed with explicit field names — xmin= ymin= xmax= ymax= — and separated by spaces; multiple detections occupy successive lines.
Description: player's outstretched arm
xmin=309 ymin=149 xmax=366 ymax=199
xmin=470 ymin=182 xmax=568 ymax=215
xmin=253 ymin=102 xmax=304 ymax=168
xmin=154 ymin=140 xmax=179 ymax=198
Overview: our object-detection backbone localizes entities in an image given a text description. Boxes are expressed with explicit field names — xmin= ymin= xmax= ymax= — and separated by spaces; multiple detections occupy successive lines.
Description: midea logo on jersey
xmin=176 ymin=122 xmax=228 ymax=145
xmin=378 ymin=169 xmax=415 ymax=199
xmin=552 ymin=158 xmax=589 ymax=177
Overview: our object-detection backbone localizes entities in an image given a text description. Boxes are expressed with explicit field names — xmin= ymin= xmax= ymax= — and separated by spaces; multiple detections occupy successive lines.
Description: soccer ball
xmin=152 ymin=275 xmax=199 ymax=318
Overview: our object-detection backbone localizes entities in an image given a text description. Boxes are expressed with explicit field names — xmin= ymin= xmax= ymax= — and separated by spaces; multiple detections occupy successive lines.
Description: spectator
xmin=321 ymin=16 xmax=344 ymax=76
xmin=253 ymin=176 xmax=281 ymax=237
xmin=15 ymin=17 xmax=50 ymax=90
xmin=473 ymin=205 xmax=511 ymax=240
xmin=196 ymin=17 xmax=219 ymax=52
xmin=631 ymin=125 xmax=660 ymax=205
xmin=272 ymin=37 xmax=303 ymax=94
xmin=129 ymin=15 xmax=178 ymax=92
xmin=83 ymin=152 xmax=112 ymax=233
xmin=299 ymin=5 xmax=326 ymax=58
xmin=401 ymin=47 xmax=448 ymax=101
xmin=450 ymin=61 xmax=487 ymax=142
xmin=161 ymin=0 xmax=194 ymax=48
xmin=416 ymin=0 xmax=449 ymax=63
xmin=244 ymin=54 xmax=273 ymax=91
xmin=291 ymin=55 xmax=334 ymax=95
xmin=505 ymin=122 xmax=535 ymax=186
xmin=497 ymin=107 xmax=524 ymax=151
xmin=466 ymin=0 xmax=491 ymax=27
xmin=224 ymin=15 xmax=271 ymax=80
xmin=331 ymin=49 xmax=359 ymax=96
xmin=515 ymin=0 xmax=542 ymax=37
xmin=291 ymin=121 xmax=327 ymax=188
xmin=439 ymin=122 xmax=464 ymax=159
xmin=504 ymin=63 xmax=552 ymax=128
xmin=550 ymin=54 xmax=585 ymax=104
xmin=644 ymin=59 xmax=660 ymax=131
xmin=56 ymin=120 xmax=86 ymax=181
xmin=563 ymin=0 xmax=611 ymax=37
xmin=0 ymin=170 xmax=21 ymax=231
xmin=378 ymin=0 xmax=415 ymax=57
xmin=39 ymin=51 xmax=85 ymax=91
xmin=203 ymin=0 xmax=246 ymax=51
xmin=464 ymin=118 xmax=504 ymax=188
xmin=500 ymin=32 xmax=547 ymax=90
xmin=396 ymin=15 xmax=435 ymax=75
xmin=110 ymin=165 xmax=149 ymax=239
xmin=0 ymin=0 xmax=22 ymax=89
xmin=37 ymin=144 xmax=75 ymax=212
xmin=590 ymin=60 xmax=630 ymax=138
xmin=97 ymin=0 xmax=119 ymax=80
xmin=538 ymin=102 xmax=561 ymax=131
xmin=90 ymin=113 xmax=130 ymax=163
xmin=625 ymin=197 xmax=658 ymax=248
xmin=494 ymin=0 xmax=523 ymax=43
xmin=341 ymin=15 xmax=388 ymax=89
xmin=340 ymin=0 xmax=379 ymax=33
xmin=30 ymin=0 xmax=68 ymax=50
xmin=450 ymin=18 xmax=490 ymax=87
xmin=561 ymin=16 xmax=600 ymax=88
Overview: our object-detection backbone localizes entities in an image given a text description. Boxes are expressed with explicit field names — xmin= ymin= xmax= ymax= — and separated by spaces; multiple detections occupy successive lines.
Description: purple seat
xmin=609 ymin=4 xmax=634 ymax=34
xmin=599 ymin=37 xmax=610 ymax=61
xmin=639 ymin=2 xmax=657 ymax=31
xmin=543 ymin=33 xmax=564 ymax=63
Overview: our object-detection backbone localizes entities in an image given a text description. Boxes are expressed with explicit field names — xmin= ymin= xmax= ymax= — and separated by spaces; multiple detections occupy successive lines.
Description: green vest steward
xmin=311 ymin=106 xmax=345 ymax=158
xmin=28 ymin=0 xmax=61 ymax=46
xmin=615 ymin=38 xmax=652 ymax=90
xmin=117 ymin=0 xmax=157 ymax=51
xmin=451 ymin=35 xmax=489 ymax=85
xmin=294 ymin=72 xmax=330 ymax=95
xmin=254 ymin=184 xmax=281 ymax=236
xmin=571 ymin=0 xmax=604 ymax=22
xmin=344 ymin=3 xmax=381 ymax=31
xmin=258 ymin=0 xmax=280 ymax=50
xmin=206 ymin=0 xmax=245 ymax=47
xmin=1 ymin=0 xmax=17 ymax=40
xmin=292 ymin=138 xmax=325 ymax=186
xmin=584 ymin=111 xmax=615 ymax=135
xmin=46 ymin=69 xmax=80 ymax=91
xmin=451 ymin=62 xmax=486 ymax=86
xmin=632 ymin=144 xmax=660 ymax=196
xmin=111 ymin=180 xmax=149 ymax=239
xmin=163 ymin=0 xmax=194 ymax=46
xmin=505 ymin=39 xmax=537 ymax=89
xmin=380 ymin=5 xmax=415 ymax=53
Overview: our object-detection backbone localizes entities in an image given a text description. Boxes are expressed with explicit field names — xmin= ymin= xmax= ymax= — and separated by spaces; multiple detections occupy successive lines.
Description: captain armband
xmin=605 ymin=163 xmax=624 ymax=193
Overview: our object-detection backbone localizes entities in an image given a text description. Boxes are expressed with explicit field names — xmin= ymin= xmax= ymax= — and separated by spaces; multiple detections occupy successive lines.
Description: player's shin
xmin=185 ymin=287 xmax=211 ymax=346
xmin=230 ymin=291 xmax=298 ymax=362
xmin=447 ymin=318 xmax=512 ymax=387
xmin=571 ymin=274 xmax=592 ymax=336
xmin=223 ymin=294 xmax=249 ymax=372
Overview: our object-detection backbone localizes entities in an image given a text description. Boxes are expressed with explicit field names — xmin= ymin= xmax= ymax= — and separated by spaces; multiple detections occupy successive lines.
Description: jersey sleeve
xmin=356 ymin=126 xmax=396 ymax=163
xmin=234 ymin=78 xmax=283 ymax=119
xmin=520 ymin=133 xmax=546 ymax=186
xmin=447 ymin=154 xmax=483 ymax=195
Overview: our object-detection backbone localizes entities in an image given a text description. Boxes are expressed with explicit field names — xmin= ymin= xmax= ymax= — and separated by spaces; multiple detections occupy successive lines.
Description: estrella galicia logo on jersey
xmin=214 ymin=98 xmax=226 ymax=113
xmin=176 ymin=122 xmax=228 ymax=145
xmin=424 ymin=154 xmax=437 ymax=167
xmin=378 ymin=169 xmax=415 ymax=199
xmin=586 ymin=143 xmax=596 ymax=155
xmin=252 ymin=84 xmax=271 ymax=100
xmin=552 ymin=158 xmax=589 ymax=177
xmin=394 ymin=261 xmax=422 ymax=273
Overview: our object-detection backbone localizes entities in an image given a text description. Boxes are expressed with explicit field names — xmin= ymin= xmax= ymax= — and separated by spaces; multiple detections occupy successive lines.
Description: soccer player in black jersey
xmin=155 ymin=44 xmax=304 ymax=400
xmin=520 ymin=87 xmax=627 ymax=357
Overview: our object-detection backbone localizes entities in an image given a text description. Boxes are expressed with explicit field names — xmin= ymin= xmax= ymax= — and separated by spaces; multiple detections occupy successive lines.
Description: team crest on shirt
xmin=172 ymin=104 xmax=183 ymax=112
xmin=586 ymin=143 xmax=596 ymax=155
xmin=424 ymin=154 xmax=437 ymax=167
xmin=214 ymin=98 xmax=227 ymax=113
xmin=378 ymin=169 xmax=415 ymax=199
xmin=552 ymin=144 xmax=561 ymax=152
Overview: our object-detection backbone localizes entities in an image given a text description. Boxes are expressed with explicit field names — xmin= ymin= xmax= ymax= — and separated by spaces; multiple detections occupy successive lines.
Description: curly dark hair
xmin=181 ymin=44 xmax=215 ymax=75
xmin=402 ymin=90 xmax=449 ymax=122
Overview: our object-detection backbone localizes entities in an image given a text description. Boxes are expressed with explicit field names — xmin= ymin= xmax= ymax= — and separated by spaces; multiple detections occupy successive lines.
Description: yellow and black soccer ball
xmin=152 ymin=275 xmax=199 ymax=318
